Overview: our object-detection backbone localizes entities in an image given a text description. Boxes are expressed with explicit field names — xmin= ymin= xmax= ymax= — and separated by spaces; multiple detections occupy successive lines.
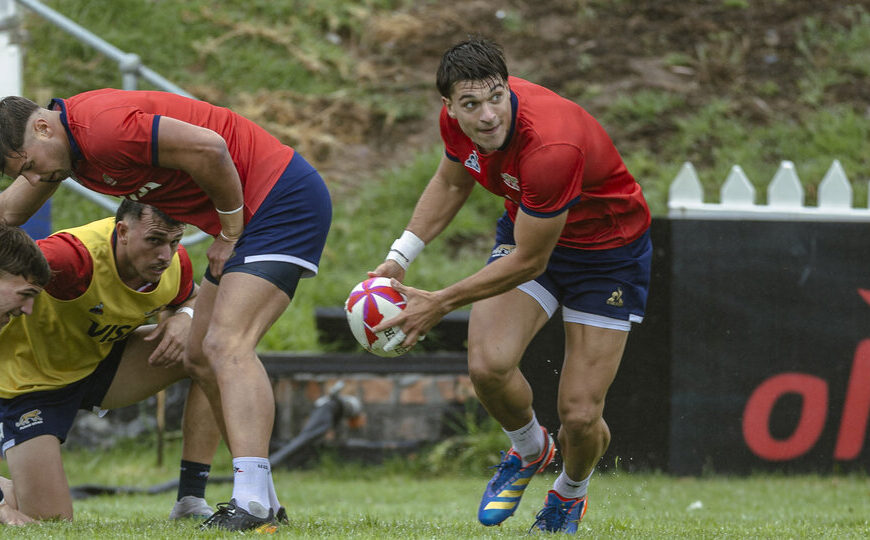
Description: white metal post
xmin=0 ymin=0 xmax=22 ymax=97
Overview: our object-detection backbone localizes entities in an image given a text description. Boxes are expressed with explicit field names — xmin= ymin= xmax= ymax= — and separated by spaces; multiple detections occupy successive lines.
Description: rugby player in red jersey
xmin=0 ymin=91 xmax=331 ymax=531
xmin=370 ymin=38 xmax=652 ymax=533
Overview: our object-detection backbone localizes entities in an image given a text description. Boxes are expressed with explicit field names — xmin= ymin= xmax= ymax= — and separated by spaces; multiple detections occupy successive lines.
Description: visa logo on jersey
xmin=87 ymin=320 xmax=135 ymax=343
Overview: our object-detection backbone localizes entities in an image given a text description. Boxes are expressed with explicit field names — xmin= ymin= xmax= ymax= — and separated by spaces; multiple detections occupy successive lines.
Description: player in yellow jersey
xmin=0 ymin=224 xmax=50 ymax=525
xmin=0 ymin=200 xmax=221 ymax=522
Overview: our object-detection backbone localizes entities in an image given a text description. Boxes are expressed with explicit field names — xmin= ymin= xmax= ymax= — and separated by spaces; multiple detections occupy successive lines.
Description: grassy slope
xmin=16 ymin=0 xmax=870 ymax=350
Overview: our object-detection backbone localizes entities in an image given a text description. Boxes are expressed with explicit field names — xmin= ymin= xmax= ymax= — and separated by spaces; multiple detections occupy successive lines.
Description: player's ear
xmin=115 ymin=220 xmax=129 ymax=244
xmin=32 ymin=116 xmax=51 ymax=139
xmin=442 ymin=96 xmax=456 ymax=118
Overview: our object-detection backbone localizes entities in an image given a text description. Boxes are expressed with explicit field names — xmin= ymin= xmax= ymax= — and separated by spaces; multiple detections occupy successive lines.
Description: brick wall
xmin=271 ymin=373 xmax=476 ymax=444
xmin=263 ymin=353 xmax=474 ymax=450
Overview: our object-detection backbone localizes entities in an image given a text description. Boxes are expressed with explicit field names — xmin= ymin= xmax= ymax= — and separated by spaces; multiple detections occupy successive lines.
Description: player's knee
xmin=558 ymin=404 xmax=603 ymax=438
xmin=467 ymin=356 xmax=509 ymax=389
xmin=467 ymin=344 xmax=519 ymax=387
xmin=200 ymin=327 xmax=249 ymax=371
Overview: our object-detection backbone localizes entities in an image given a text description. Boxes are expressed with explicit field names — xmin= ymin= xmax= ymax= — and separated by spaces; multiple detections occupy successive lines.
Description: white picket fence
xmin=668 ymin=160 xmax=870 ymax=221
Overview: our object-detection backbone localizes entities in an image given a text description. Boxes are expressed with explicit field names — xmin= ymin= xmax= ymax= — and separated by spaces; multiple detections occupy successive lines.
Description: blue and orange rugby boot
xmin=477 ymin=427 xmax=556 ymax=526
xmin=529 ymin=489 xmax=587 ymax=534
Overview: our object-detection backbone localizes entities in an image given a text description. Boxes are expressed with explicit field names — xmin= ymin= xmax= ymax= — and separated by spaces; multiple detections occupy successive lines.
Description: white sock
xmin=504 ymin=415 xmax=544 ymax=464
xmin=267 ymin=468 xmax=281 ymax=511
xmin=553 ymin=469 xmax=593 ymax=499
xmin=231 ymin=457 xmax=272 ymax=518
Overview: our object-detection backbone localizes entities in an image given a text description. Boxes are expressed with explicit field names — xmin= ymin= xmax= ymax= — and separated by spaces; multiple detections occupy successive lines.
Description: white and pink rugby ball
xmin=345 ymin=277 xmax=409 ymax=357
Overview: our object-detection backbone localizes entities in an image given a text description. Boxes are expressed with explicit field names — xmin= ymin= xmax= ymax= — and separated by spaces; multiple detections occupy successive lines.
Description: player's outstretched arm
xmin=0 ymin=176 xmax=59 ymax=226
xmin=376 ymin=209 xmax=567 ymax=350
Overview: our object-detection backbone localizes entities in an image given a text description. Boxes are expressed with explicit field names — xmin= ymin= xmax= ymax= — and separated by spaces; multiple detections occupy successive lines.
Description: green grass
xmin=2 ymin=437 xmax=869 ymax=538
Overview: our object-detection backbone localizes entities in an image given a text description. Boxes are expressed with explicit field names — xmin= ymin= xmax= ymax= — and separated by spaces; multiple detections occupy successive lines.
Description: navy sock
xmin=177 ymin=459 xmax=211 ymax=500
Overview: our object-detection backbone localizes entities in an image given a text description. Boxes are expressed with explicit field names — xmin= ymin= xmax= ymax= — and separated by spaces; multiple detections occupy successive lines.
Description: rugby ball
xmin=345 ymin=277 xmax=409 ymax=357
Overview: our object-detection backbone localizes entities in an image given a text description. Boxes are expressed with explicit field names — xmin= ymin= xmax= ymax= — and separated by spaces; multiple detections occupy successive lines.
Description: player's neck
xmin=113 ymin=252 xmax=149 ymax=291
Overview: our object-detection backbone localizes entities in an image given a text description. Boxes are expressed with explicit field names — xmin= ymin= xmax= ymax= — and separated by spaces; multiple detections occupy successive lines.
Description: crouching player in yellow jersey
xmin=0 ymin=224 xmax=51 ymax=525
xmin=0 ymin=200 xmax=221 ymax=522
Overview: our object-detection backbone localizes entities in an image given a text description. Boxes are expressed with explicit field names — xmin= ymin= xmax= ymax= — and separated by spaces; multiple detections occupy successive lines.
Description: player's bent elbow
xmin=514 ymin=255 xmax=549 ymax=282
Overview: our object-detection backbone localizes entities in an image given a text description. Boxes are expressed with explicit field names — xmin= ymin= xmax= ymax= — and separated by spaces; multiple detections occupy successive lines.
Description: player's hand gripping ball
xmin=345 ymin=277 xmax=410 ymax=357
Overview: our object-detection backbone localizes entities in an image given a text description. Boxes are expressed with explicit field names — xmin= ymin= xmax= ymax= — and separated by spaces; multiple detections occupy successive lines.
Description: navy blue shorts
xmin=487 ymin=212 xmax=652 ymax=330
xmin=205 ymin=152 xmax=332 ymax=297
xmin=0 ymin=340 xmax=125 ymax=457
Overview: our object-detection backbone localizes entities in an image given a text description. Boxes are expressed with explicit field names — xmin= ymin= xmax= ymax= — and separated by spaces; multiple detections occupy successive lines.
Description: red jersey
xmin=440 ymin=77 xmax=650 ymax=250
xmin=52 ymin=89 xmax=295 ymax=234
xmin=37 ymin=231 xmax=194 ymax=306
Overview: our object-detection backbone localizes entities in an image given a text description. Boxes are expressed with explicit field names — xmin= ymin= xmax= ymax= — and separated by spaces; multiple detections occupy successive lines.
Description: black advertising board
xmin=311 ymin=217 xmax=870 ymax=475
xmin=668 ymin=219 xmax=870 ymax=474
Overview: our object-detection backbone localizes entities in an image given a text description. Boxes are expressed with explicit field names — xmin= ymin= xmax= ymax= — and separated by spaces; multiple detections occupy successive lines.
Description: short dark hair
xmin=115 ymin=199 xmax=183 ymax=228
xmin=436 ymin=38 xmax=509 ymax=98
xmin=0 ymin=96 xmax=40 ymax=176
xmin=0 ymin=223 xmax=51 ymax=286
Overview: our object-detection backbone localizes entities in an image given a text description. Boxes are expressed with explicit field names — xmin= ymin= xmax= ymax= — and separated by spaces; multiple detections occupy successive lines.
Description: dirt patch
xmin=217 ymin=1 xmax=870 ymax=187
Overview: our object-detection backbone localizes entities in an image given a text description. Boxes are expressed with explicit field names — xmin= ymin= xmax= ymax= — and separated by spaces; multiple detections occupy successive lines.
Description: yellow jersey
xmin=0 ymin=218 xmax=183 ymax=398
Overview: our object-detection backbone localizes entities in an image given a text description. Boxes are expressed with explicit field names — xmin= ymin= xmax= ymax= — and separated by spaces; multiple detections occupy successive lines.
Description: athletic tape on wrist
xmin=386 ymin=230 xmax=425 ymax=270
xmin=216 ymin=204 xmax=244 ymax=215
xmin=176 ymin=306 xmax=195 ymax=318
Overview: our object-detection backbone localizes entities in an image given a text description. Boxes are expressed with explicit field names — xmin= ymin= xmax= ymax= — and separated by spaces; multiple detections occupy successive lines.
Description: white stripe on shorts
xmin=517 ymin=280 xmax=559 ymax=318
xmin=563 ymin=308 xmax=637 ymax=331
xmin=2 ymin=439 xmax=15 ymax=456
xmin=242 ymin=254 xmax=319 ymax=278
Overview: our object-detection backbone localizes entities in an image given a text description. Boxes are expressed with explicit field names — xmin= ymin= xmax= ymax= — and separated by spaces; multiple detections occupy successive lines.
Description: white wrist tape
xmin=386 ymin=230 xmax=425 ymax=270
xmin=216 ymin=204 xmax=244 ymax=215
xmin=176 ymin=306 xmax=195 ymax=318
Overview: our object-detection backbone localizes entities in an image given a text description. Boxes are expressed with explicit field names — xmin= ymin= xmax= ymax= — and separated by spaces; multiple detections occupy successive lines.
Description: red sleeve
xmin=167 ymin=244 xmax=195 ymax=307
xmin=36 ymin=233 xmax=93 ymax=300
xmin=518 ymin=144 xmax=584 ymax=216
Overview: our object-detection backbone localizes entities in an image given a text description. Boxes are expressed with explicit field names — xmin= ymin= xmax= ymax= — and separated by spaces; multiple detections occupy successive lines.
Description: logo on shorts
xmin=491 ymin=244 xmax=516 ymax=258
xmin=464 ymin=150 xmax=481 ymax=173
xmin=15 ymin=409 xmax=43 ymax=430
xmin=89 ymin=302 xmax=104 ymax=315
xmin=501 ymin=173 xmax=520 ymax=191
xmin=607 ymin=287 xmax=624 ymax=307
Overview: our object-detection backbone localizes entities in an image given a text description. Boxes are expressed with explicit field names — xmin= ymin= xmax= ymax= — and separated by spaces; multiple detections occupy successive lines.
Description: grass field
xmin=1 ymin=437 xmax=869 ymax=538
